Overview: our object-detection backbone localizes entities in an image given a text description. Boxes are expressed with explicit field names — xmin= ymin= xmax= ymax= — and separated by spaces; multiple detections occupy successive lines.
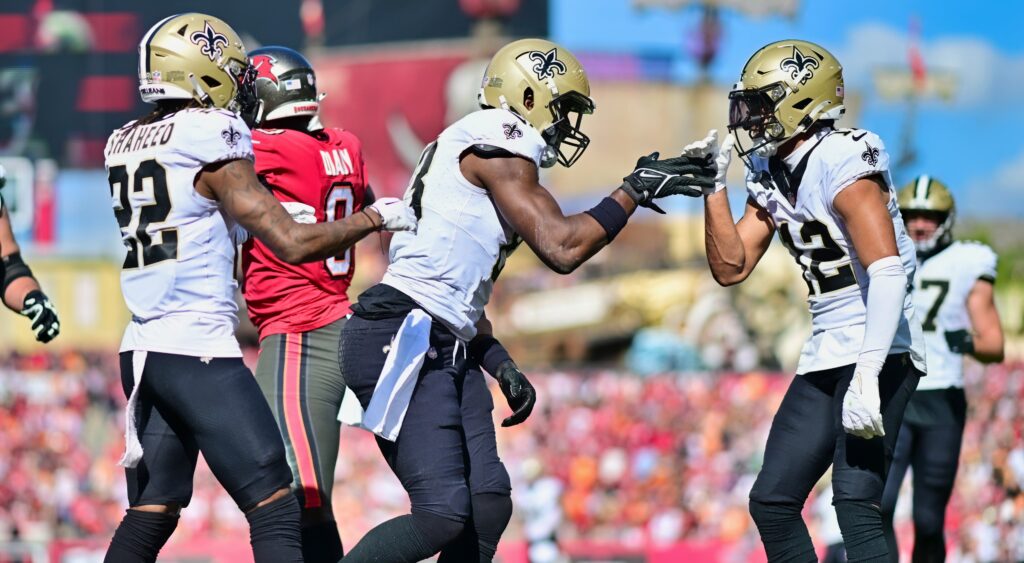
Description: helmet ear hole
xmin=523 ymin=87 xmax=535 ymax=111
xmin=201 ymin=75 xmax=221 ymax=88
xmin=791 ymin=98 xmax=812 ymax=110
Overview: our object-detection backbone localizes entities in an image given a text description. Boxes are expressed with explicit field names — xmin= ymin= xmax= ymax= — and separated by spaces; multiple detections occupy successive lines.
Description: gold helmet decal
xmin=897 ymin=175 xmax=956 ymax=254
xmin=728 ymin=39 xmax=845 ymax=161
xmin=137 ymin=13 xmax=255 ymax=114
xmin=479 ymin=38 xmax=595 ymax=167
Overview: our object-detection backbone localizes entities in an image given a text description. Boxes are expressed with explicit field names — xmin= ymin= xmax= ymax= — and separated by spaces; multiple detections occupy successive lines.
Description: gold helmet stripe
xmin=913 ymin=174 xmax=931 ymax=204
xmin=139 ymin=14 xmax=181 ymax=78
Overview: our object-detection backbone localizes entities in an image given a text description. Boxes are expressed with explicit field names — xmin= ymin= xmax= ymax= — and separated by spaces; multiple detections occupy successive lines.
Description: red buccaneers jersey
xmin=242 ymin=127 xmax=369 ymax=339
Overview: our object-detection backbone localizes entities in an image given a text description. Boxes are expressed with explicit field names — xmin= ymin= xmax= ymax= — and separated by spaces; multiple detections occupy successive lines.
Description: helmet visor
xmin=230 ymin=61 xmax=259 ymax=126
xmin=728 ymin=84 xmax=786 ymax=157
xmin=546 ymin=91 xmax=594 ymax=168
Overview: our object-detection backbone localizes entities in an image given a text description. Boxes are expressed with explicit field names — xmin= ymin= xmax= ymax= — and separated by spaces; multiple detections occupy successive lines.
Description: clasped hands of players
xmin=621 ymin=145 xmax=718 ymax=213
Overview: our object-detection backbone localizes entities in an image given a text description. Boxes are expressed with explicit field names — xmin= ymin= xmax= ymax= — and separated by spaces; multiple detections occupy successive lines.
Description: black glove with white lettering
xmin=621 ymin=152 xmax=716 ymax=213
xmin=944 ymin=329 xmax=974 ymax=355
xmin=21 ymin=290 xmax=60 ymax=343
xmin=496 ymin=360 xmax=536 ymax=427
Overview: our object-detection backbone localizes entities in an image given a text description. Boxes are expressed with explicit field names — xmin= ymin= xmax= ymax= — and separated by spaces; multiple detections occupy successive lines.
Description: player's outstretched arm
xmin=966 ymin=279 xmax=1004 ymax=363
xmin=704 ymin=193 xmax=774 ymax=286
xmin=465 ymin=152 xmax=634 ymax=274
xmin=0 ymin=204 xmax=38 ymax=310
xmin=197 ymin=159 xmax=410 ymax=265
xmin=466 ymin=150 xmax=712 ymax=274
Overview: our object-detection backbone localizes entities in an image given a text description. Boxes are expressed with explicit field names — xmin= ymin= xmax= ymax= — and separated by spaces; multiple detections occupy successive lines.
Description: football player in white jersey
xmin=103 ymin=13 xmax=415 ymax=563
xmin=338 ymin=38 xmax=715 ymax=562
xmin=693 ymin=39 xmax=927 ymax=561
xmin=881 ymin=176 xmax=1004 ymax=562
xmin=0 ymin=165 xmax=60 ymax=343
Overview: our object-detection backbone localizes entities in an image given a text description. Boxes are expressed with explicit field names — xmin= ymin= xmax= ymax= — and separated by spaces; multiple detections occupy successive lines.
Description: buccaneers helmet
xmin=137 ymin=13 xmax=256 ymax=116
xmin=897 ymin=175 xmax=956 ymax=255
xmin=728 ymin=39 xmax=845 ymax=162
xmin=247 ymin=46 xmax=321 ymax=128
xmin=479 ymin=38 xmax=595 ymax=168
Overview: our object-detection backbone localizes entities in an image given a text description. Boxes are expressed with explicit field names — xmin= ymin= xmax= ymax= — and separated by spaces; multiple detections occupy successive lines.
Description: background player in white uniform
xmin=103 ymin=13 xmax=415 ymax=563
xmin=882 ymin=176 xmax=1004 ymax=562
xmin=0 ymin=165 xmax=60 ymax=343
xmin=695 ymin=39 xmax=926 ymax=561
xmin=338 ymin=38 xmax=715 ymax=562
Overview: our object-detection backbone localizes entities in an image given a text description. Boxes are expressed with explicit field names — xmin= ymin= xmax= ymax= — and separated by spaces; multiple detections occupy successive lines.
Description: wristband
xmin=584 ymin=197 xmax=629 ymax=242
xmin=469 ymin=335 xmax=513 ymax=377
xmin=2 ymin=252 xmax=33 ymax=294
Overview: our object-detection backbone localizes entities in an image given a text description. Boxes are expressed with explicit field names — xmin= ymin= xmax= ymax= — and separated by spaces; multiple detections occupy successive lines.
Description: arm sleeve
xmin=856 ymin=255 xmax=907 ymax=375
xmin=827 ymin=131 xmax=890 ymax=206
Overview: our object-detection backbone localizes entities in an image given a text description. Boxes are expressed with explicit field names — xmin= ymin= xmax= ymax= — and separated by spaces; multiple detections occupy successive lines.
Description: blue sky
xmin=550 ymin=0 xmax=1024 ymax=218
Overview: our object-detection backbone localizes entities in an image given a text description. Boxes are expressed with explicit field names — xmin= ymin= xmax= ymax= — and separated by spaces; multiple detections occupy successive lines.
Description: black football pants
xmin=881 ymin=388 xmax=967 ymax=563
xmin=749 ymin=354 xmax=921 ymax=562
xmin=118 ymin=352 xmax=293 ymax=511
xmin=339 ymin=314 xmax=512 ymax=562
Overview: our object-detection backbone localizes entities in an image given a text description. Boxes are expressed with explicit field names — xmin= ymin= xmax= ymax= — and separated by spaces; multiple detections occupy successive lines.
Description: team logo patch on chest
xmin=190 ymin=22 xmax=229 ymax=62
xmin=861 ymin=143 xmax=880 ymax=166
xmin=780 ymin=46 xmax=819 ymax=85
xmin=222 ymin=124 xmax=241 ymax=148
xmin=503 ymin=122 xmax=523 ymax=140
xmin=527 ymin=48 xmax=568 ymax=80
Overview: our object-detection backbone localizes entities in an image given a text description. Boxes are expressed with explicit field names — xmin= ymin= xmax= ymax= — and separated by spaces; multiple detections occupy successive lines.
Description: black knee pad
xmin=246 ymin=494 xmax=303 ymax=563
xmin=472 ymin=492 xmax=513 ymax=560
xmin=411 ymin=511 xmax=466 ymax=553
xmin=105 ymin=509 xmax=179 ymax=563
xmin=749 ymin=498 xmax=801 ymax=526
xmin=834 ymin=499 xmax=888 ymax=562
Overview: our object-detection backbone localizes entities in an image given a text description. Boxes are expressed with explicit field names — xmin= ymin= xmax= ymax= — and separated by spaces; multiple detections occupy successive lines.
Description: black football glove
xmin=496 ymin=360 xmax=536 ymax=427
xmin=944 ymin=329 xmax=974 ymax=355
xmin=621 ymin=152 xmax=716 ymax=213
xmin=21 ymin=290 xmax=60 ymax=343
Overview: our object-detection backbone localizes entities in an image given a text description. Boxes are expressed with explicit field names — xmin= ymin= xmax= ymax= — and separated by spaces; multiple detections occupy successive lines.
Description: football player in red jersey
xmin=241 ymin=46 xmax=378 ymax=563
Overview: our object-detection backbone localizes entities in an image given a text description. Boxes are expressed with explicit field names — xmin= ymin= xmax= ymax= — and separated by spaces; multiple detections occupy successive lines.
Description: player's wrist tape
xmin=2 ymin=252 xmax=34 ymax=294
xmin=585 ymin=197 xmax=629 ymax=242
xmin=469 ymin=335 xmax=513 ymax=377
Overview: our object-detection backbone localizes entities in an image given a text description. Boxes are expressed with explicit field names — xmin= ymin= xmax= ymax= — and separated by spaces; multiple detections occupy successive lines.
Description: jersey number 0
xmin=325 ymin=182 xmax=353 ymax=276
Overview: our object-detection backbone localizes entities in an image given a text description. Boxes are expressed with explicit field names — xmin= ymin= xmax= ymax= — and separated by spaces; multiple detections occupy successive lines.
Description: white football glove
xmin=680 ymin=129 xmax=733 ymax=195
xmin=368 ymin=197 xmax=417 ymax=232
xmin=842 ymin=368 xmax=885 ymax=439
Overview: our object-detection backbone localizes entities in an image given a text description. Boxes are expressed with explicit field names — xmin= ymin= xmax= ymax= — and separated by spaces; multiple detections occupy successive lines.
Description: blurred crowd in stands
xmin=1 ymin=350 xmax=1021 ymax=559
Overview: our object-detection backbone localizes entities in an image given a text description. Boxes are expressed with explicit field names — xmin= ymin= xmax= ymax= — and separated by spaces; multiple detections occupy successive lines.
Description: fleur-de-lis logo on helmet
xmin=528 ymin=48 xmax=568 ymax=80
xmin=190 ymin=21 xmax=229 ymax=62
xmin=222 ymin=124 xmax=241 ymax=148
xmin=779 ymin=46 xmax=820 ymax=85
xmin=861 ymin=143 xmax=880 ymax=166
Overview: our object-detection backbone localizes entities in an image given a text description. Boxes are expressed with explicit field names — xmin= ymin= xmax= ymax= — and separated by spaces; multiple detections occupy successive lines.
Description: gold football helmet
xmin=898 ymin=175 xmax=956 ymax=254
xmin=728 ymin=39 xmax=845 ymax=161
xmin=479 ymin=38 xmax=595 ymax=167
xmin=137 ymin=13 xmax=255 ymax=115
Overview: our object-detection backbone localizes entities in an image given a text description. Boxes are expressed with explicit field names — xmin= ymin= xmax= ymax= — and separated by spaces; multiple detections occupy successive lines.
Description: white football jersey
xmin=745 ymin=127 xmax=927 ymax=375
xmin=104 ymin=108 xmax=254 ymax=357
xmin=913 ymin=241 xmax=997 ymax=389
xmin=383 ymin=109 xmax=546 ymax=341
